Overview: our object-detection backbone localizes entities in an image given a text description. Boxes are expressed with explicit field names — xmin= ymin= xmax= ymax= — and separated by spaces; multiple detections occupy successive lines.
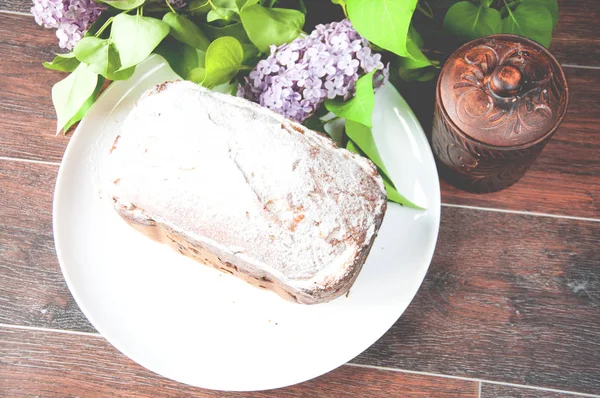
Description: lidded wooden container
xmin=432 ymin=34 xmax=569 ymax=193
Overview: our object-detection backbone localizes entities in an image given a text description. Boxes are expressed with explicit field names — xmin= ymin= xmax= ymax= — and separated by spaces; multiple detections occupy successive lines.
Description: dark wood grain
xmin=551 ymin=0 xmax=600 ymax=66
xmin=1 ymin=159 xmax=599 ymax=394
xmin=353 ymin=207 xmax=600 ymax=395
xmin=481 ymin=384 xmax=591 ymax=398
xmin=0 ymin=328 xmax=478 ymax=398
xmin=0 ymin=160 xmax=95 ymax=332
xmin=0 ymin=1 xmax=29 ymax=14
xmin=0 ymin=14 xmax=69 ymax=163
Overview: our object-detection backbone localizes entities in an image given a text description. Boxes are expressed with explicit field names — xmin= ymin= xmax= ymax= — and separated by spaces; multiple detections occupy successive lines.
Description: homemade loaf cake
xmin=108 ymin=80 xmax=387 ymax=304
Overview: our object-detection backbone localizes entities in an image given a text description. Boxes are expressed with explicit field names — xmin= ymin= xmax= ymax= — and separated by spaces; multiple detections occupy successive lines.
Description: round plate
xmin=53 ymin=55 xmax=440 ymax=391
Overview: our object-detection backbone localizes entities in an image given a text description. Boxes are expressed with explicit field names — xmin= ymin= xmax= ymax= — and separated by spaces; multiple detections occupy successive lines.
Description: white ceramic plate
xmin=53 ymin=55 xmax=441 ymax=391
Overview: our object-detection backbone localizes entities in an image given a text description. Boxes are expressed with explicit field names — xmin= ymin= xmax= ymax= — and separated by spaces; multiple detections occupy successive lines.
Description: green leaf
xmin=188 ymin=0 xmax=211 ymax=16
xmin=345 ymin=120 xmax=389 ymax=175
xmin=205 ymin=0 xmax=240 ymax=22
xmin=201 ymin=22 xmax=251 ymax=43
xmin=43 ymin=53 xmax=80 ymax=72
xmin=443 ymin=1 xmax=502 ymax=41
xmin=302 ymin=114 xmax=328 ymax=136
xmin=96 ymin=0 xmax=146 ymax=10
xmin=242 ymin=43 xmax=261 ymax=65
xmin=207 ymin=8 xmax=237 ymax=22
xmin=74 ymin=37 xmax=120 ymax=77
xmin=480 ymin=0 xmax=493 ymax=6
xmin=51 ymin=63 xmax=99 ymax=134
xmin=182 ymin=44 xmax=207 ymax=80
xmin=188 ymin=67 xmax=206 ymax=82
xmin=163 ymin=12 xmax=210 ymax=50
xmin=154 ymin=38 xmax=205 ymax=78
xmin=325 ymin=71 xmax=375 ymax=128
xmin=331 ymin=0 xmax=347 ymax=16
xmin=63 ymin=76 xmax=106 ymax=133
xmin=346 ymin=0 xmax=418 ymax=57
xmin=109 ymin=66 xmax=137 ymax=81
xmin=502 ymin=3 xmax=552 ymax=47
xmin=398 ymin=26 xmax=438 ymax=81
xmin=346 ymin=136 xmax=425 ymax=209
xmin=85 ymin=9 xmax=118 ymax=38
xmin=298 ymin=0 xmax=307 ymax=14
xmin=382 ymin=177 xmax=425 ymax=209
xmin=111 ymin=13 xmax=170 ymax=70
xmin=73 ymin=36 xmax=135 ymax=81
xmin=399 ymin=26 xmax=434 ymax=75
xmin=198 ymin=36 xmax=244 ymax=88
xmin=236 ymin=0 xmax=259 ymax=11
xmin=523 ymin=0 xmax=558 ymax=27
xmin=240 ymin=4 xmax=305 ymax=52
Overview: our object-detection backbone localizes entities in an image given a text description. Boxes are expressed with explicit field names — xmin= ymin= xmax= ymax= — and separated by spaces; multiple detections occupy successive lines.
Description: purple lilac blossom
xmin=238 ymin=19 xmax=388 ymax=123
xmin=31 ymin=0 xmax=106 ymax=50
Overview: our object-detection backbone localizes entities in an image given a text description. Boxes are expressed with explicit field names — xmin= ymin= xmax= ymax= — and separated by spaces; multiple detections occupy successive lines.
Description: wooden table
xmin=1 ymin=1 xmax=599 ymax=397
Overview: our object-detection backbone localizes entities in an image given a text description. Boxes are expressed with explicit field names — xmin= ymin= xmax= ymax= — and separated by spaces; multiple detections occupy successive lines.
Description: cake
xmin=108 ymin=80 xmax=387 ymax=304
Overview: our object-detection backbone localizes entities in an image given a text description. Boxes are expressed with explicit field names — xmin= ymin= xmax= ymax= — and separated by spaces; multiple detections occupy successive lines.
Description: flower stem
xmin=165 ymin=0 xmax=177 ymax=14
xmin=503 ymin=0 xmax=520 ymax=27
xmin=95 ymin=17 xmax=114 ymax=37
xmin=416 ymin=1 xmax=433 ymax=19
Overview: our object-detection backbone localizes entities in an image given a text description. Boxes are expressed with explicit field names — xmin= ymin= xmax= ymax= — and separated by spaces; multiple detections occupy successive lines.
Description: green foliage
xmin=398 ymin=26 xmax=437 ymax=82
xmin=442 ymin=0 xmax=557 ymax=48
xmin=43 ymin=53 xmax=80 ymax=72
xmin=239 ymin=4 xmax=305 ymax=52
xmin=443 ymin=1 xmax=502 ymax=41
xmin=502 ymin=2 xmax=553 ymax=47
xmin=111 ymin=13 xmax=170 ymax=69
xmin=346 ymin=0 xmax=418 ymax=57
xmin=163 ymin=12 xmax=211 ymax=50
xmin=51 ymin=63 xmax=99 ymax=134
xmin=325 ymin=72 xmax=375 ymax=128
xmin=345 ymin=132 xmax=424 ymax=209
xmin=73 ymin=36 xmax=135 ymax=80
xmin=193 ymin=36 xmax=244 ymax=87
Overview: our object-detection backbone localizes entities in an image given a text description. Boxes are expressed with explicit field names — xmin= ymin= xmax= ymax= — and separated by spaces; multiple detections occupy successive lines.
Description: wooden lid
xmin=438 ymin=34 xmax=569 ymax=147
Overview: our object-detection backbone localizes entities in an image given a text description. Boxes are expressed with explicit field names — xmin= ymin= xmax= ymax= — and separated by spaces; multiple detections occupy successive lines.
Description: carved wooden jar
xmin=432 ymin=34 xmax=569 ymax=193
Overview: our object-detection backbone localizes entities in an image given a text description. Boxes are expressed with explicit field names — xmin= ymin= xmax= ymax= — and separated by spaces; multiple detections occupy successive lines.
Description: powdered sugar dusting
xmin=108 ymin=81 xmax=387 ymax=283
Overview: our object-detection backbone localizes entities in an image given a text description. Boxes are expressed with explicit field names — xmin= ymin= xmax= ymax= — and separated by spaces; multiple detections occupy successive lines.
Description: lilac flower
xmin=239 ymin=19 xmax=388 ymax=123
xmin=31 ymin=0 xmax=106 ymax=50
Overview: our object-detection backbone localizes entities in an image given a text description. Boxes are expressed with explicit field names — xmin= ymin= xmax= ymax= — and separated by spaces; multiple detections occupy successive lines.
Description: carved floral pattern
xmin=432 ymin=36 xmax=568 ymax=192
xmin=453 ymin=44 xmax=562 ymax=141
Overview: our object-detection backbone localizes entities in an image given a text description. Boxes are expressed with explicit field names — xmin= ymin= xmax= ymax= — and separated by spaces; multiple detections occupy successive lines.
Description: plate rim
xmin=52 ymin=55 xmax=441 ymax=391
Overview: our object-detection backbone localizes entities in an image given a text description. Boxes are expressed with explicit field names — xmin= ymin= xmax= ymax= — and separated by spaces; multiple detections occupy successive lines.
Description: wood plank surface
xmin=551 ymin=0 xmax=600 ymax=66
xmin=0 ymin=14 xmax=69 ymax=163
xmin=481 ymin=384 xmax=594 ymax=398
xmin=0 ymin=327 xmax=479 ymax=398
xmin=0 ymin=160 xmax=95 ymax=332
xmin=353 ymin=207 xmax=600 ymax=395
xmin=1 ymin=158 xmax=599 ymax=394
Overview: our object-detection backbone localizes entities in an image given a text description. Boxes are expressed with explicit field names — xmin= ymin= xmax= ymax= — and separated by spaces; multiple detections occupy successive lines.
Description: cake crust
xmin=109 ymin=81 xmax=387 ymax=304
